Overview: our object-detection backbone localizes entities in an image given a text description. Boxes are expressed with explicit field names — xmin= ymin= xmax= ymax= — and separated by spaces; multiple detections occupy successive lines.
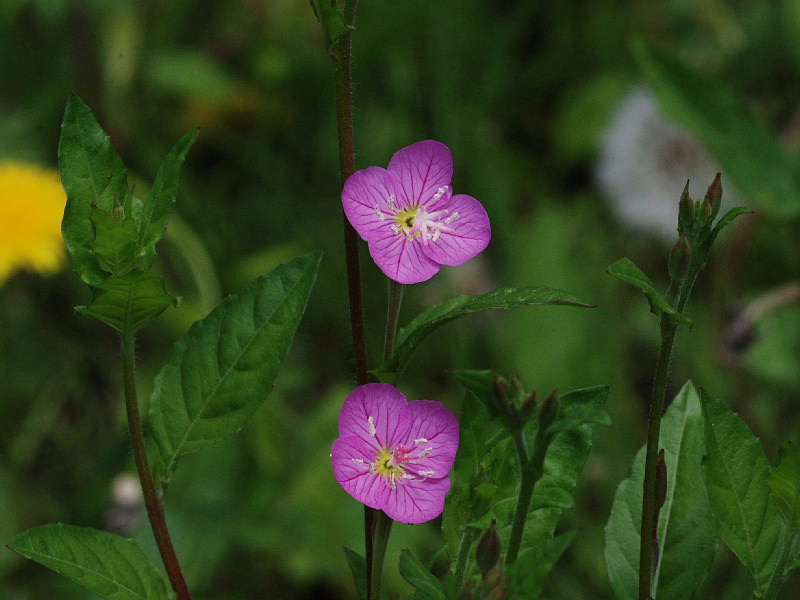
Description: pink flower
xmin=331 ymin=383 xmax=459 ymax=524
xmin=342 ymin=140 xmax=491 ymax=284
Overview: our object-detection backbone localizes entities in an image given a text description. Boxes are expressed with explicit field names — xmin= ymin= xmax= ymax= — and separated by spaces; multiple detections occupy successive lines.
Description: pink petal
xmin=338 ymin=384 xmax=413 ymax=449
xmin=368 ymin=231 xmax=441 ymax=285
xmin=420 ymin=194 xmax=491 ymax=266
xmin=331 ymin=436 xmax=391 ymax=510
xmin=342 ymin=166 xmax=396 ymax=243
xmin=383 ymin=476 xmax=452 ymax=524
xmin=387 ymin=141 xmax=453 ymax=209
xmin=402 ymin=400 xmax=460 ymax=478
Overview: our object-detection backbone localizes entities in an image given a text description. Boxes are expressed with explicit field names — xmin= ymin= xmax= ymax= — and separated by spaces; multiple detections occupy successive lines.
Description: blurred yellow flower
xmin=0 ymin=161 xmax=67 ymax=284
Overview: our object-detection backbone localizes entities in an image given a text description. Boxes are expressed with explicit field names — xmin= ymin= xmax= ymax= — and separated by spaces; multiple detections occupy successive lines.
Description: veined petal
xmin=383 ymin=475 xmax=452 ymax=524
xmin=338 ymin=384 xmax=413 ymax=448
xmin=403 ymin=400 xmax=460 ymax=478
xmin=387 ymin=140 xmax=453 ymax=209
xmin=332 ymin=437 xmax=391 ymax=510
xmin=368 ymin=232 xmax=441 ymax=285
xmin=342 ymin=166 xmax=395 ymax=242
xmin=419 ymin=194 xmax=491 ymax=266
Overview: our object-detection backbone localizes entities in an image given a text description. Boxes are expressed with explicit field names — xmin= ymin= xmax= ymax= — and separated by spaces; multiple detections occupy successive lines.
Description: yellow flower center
xmin=394 ymin=206 xmax=420 ymax=233
xmin=372 ymin=447 xmax=406 ymax=479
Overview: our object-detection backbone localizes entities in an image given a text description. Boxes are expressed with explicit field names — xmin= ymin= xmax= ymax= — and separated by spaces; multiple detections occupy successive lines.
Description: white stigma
xmin=368 ymin=416 xmax=376 ymax=436
xmin=418 ymin=470 xmax=436 ymax=478
xmin=414 ymin=438 xmax=428 ymax=445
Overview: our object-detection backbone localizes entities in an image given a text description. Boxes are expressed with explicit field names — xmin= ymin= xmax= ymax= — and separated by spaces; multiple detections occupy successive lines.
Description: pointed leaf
xmin=398 ymin=548 xmax=446 ymax=600
xmin=376 ymin=286 xmax=595 ymax=378
xmin=343 ymin=547 xmax=367 ymax=600
xmin=708 ymin=206 xmax=754 ymax=249
xmin=149 ymin=251 xmax=321 ymax=485
xmin=605 ymin=382 xmax=717 ymax=600
xmin=769 ymin=443 xmax=800 ymax=532
xmin=60 ymin=95 xmax=131 ymax=285
xmin=76 ymin=271 xmax=178 ymax=334
xmin=510 ymin=531 xmax=575 ymax=599
xmin=138 ymin=129 xmax=199 ymax=264
xmin=606 ymin=258 xmax=692 ymax=326
xmin=701 ymin=390 xmax=783 ymax=597
xmin=8 ymin=523 xmax=174 ymax=600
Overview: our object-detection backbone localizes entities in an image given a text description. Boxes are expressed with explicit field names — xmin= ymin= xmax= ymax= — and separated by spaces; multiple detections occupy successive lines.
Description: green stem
xmin=507 ymin=429 xmax=547 ymax=565
xmin=638 ymin=322 xmax=677 ymax=600
xmin=452 ymin=529 xmax=478 ymax=592
xmin=365 ymin=508 xmax=393 ymax=600
xmin=384 ymin=280 xmax=405 ymax=364
xmin=763 ymin=527 xmax=798 ymax=600
xmin=121 ymin=333 xmax=192 ymax=600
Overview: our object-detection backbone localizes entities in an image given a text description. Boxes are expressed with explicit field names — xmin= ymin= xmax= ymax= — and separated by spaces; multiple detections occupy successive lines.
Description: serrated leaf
xmin=376 ymin=287 xmax=595 ymax=379
xmin=343 ymin=547 xmax=367 ymax=600
xmin=769 ymin=443 xmax=800 ymax=532
xmin=60 ymin=95 xmax=131 ymax=285
xmin=138 ymin=129 xmax=198 ymax=266
xmin=606 ymin=258 xmax=692 ymax=326
xmin=605 ymin=381 xmax=717 ymax=600
xmin=398 ymin=548 xmax=446 ymax=600
xmin=89 ymin=205 xmax=138 ymax=276
xmin=76 ymin=271 xmax=178 ymax=334
xmin=701 ymin=389 xmax=783 ymax=597
xmin=634 ymin=40 xmax=800 ymax=220
xmin=149 ymin=251 xmax=321 ymax=485
xmin=8 ymin=523 xmax=174 ymax=600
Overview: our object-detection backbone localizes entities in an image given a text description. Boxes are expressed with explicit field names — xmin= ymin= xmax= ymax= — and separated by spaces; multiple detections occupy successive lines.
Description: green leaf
xmin=398 ymin=548 xmax=446 ymax=600
xmin=60 ymin=94 xmax=131 ymax=285
xmin=708 ymin=206 xmax=754 ymax=248
xmin=343 ymin=547 xmax=367 ymax=600
xmin=8 ymin=523 xmax=174 ymax=600
xmin=769 ymin=443 xmax=800 ymax=532
xmin=605 ymin=381 xmax=717 ymax=600
xmin=634 ymin=40 xmax=800 ymax=220
xmin=76 ymin=271 xmax=178 ymax=334
xmin=509 ymin=531 xmax=575 ymax=599
xmin=149 ymin=251 xmax=321 ymax=485
xmin=137 ymin=129 xmax=199 ymax=267
xmin=606 ymin=258 xmax=692 ymax=326
xmin=89 ymin=205 xmax=138 ymax=276
xmin=309 ymin=0 xmax=354 ymax=48
xmin=701 ymin=389 xmax=783 ymax=597
xmin=376 ymin=286 xmax=595 ymax=379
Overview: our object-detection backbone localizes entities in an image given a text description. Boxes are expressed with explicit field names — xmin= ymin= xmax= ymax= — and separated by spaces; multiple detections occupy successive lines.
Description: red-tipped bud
xmin=678 ymin=180 xmax=694 ymax=234
xmin=704 ymin=173 xmax=723 ymax=220
xmin=476 ymin=520 xmax=502 ymax=576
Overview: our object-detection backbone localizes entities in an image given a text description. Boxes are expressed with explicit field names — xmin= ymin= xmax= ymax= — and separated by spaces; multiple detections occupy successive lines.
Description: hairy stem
xmin=452 ymin=529 xmax=478 ymax=592
xmin=121 ymin=333 xmax=191 ymax=600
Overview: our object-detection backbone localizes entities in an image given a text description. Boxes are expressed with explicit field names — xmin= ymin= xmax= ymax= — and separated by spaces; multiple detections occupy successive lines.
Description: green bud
xmin=678 ymin=180 xmax=694 ymax=235
xmin=667 ymin=234 xmax=691 ymax=283
xmin=538 ymin=389 xmax=560 ymax=434
xmin=476 ymin=520 xmax=501 ymax=576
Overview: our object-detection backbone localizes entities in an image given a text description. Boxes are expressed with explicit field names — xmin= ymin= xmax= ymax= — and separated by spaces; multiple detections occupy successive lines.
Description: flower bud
xmin=667 ymin=234 xmax=691 ymax=284
xmin=538 ymin=389 xmax=560 ymax=434
xmin=704 ymin=172 xmax=722 ymax=221
xmin=678 ymin=180 xmax=694 ymax=235
xmin=476 ymin=520 xmax=501 ymax=576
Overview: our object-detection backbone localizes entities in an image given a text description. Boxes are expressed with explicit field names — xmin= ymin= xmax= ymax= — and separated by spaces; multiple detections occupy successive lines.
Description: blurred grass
xmin=1 ymin=1 xmax=799 ymax=599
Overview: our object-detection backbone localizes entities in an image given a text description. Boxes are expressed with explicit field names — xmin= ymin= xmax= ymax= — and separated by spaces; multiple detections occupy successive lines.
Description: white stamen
xmin=444 ymin=211 xmax=460 ymax=224
xmin=391 ymin=224 xmax=401 ymax=235
xmin=402 ymin=473 xmax=415 ymax=479
xmin=368 ymin=416 xmax=376 ymax=436
xmin=387 ymin=195 xmax=396 ymax=211
xmin=418 ymin=447 xmax=434 ymax=459
xmin=414 ymin=438 xmax=428 ymax=444
xmin=431 ymin=229 xmax=441 ymax=242
xmin=432 ymin=185 xmax=449 ymax=202
xmin=418 ymin=470 xmax=436 ymax=477
xmin=351 ymin=458 xmax=364 ymax=465
xmin=374 ymin=204 xmax=385 ymax=221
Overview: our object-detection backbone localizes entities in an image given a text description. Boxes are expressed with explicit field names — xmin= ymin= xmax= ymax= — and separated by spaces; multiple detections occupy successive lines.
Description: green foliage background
xmin=0 ymin=1 xmax=798 ymax=598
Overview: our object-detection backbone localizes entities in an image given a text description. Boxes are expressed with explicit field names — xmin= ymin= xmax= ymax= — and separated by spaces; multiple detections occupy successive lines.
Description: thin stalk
xmin=506 ymin=429 xmax=547 ymax=565
xmin=638 ymin=322 xmax=677 ymax=600
xmin=121 ymin=333 xmax=191 ymax=600
xmin=452 ymin=529 xmax=478 ymax=592
xmin=365 ymin=508 xmax=393 ymax=600
xmin=383 ymin=280 xmax=405 ymax=363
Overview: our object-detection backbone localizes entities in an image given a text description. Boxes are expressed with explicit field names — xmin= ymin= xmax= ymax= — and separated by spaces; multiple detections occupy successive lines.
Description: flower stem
xmin=638 ymin=321 xmax=677 ymax=600
xmin=120 ymin=332 xmax=191 ymax=600
xmin=452 ymin=528 xmax=478 ymax=592
xmin=384 ymin=280 xmax=405 ymax=363
xmin=506 ymin=428 xmax=547 ymax=565
xmin=365 ymin=507 xmax=393 ymax=600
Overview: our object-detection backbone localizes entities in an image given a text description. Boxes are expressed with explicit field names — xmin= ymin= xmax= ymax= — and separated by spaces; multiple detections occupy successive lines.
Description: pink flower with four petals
xmin=331 ymin=383 xmax=459 ymax=523
xmin=342 ymin=140 xmax=491 ymax=284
